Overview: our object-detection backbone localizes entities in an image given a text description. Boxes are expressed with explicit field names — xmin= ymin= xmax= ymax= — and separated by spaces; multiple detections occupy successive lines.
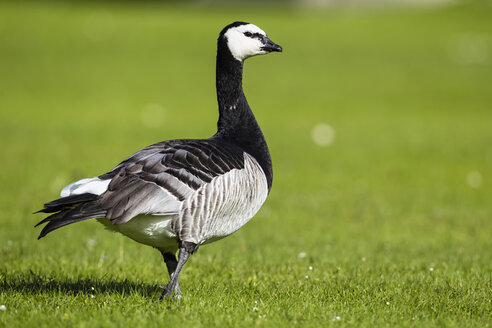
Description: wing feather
xmin=96 ymin=139 xmax=245 ymax=225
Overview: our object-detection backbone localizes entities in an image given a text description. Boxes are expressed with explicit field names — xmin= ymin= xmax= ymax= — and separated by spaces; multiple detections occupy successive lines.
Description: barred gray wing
xmin=97 ymin=139 xmax=245 ymax=224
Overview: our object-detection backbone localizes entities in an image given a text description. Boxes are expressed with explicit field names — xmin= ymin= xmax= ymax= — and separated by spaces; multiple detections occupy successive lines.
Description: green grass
xmin=1 ymin=1 xmax=491 ymax=327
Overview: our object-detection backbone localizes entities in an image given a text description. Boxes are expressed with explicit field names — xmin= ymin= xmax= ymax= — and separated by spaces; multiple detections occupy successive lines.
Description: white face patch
xmin=224 ymin=23 xmax=268 ymax=61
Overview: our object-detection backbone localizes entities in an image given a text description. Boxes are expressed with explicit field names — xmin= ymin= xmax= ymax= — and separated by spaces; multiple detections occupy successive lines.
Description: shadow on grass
xmin=0 ymin=271 xmax=160 ymax=298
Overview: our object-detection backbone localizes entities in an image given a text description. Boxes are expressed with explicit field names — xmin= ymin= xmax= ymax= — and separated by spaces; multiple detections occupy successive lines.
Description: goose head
xmin=220 ymin=22 xmax=282 ymax=62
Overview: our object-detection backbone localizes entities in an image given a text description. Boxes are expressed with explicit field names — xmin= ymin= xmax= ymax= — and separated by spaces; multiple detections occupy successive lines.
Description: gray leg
xmin=159 ymin=241 xmax=198 ymax=300
xmin=159 ymin=251 xmax=182 ymax=297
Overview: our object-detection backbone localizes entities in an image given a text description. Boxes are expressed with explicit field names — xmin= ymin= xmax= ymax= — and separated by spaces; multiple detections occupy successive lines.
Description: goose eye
xmin=243 ymin=32 xmax=253 ymax=37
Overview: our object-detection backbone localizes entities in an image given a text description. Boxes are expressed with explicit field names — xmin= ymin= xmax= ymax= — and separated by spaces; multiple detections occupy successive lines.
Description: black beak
xmin=262 ymin=37 xmax=282 ymax=53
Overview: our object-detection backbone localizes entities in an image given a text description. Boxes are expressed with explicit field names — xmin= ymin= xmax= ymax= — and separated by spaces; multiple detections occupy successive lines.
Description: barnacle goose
xmin=35 ymin=21 xmax=282 ymax=299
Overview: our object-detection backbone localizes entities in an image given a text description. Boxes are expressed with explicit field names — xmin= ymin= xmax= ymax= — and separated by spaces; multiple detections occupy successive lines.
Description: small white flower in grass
xmin=386 ymin=301 xmax=390 ymax=305
xmin=0 ymin=305 xmax=6 ymax=311
xmin=298 ymin=252 xmax=307 ymax=258
xmin=91 ymin=287 xmax=95 ymax=291
xmin=332 ymin=316 xmax=341 ymax=321
xmin=361 ymin=257 xmax=366 ymax=262
xmin=90 ymin=295 xmax=95 ymax=299
xmin=305 ymin=275 xmax=309 ymax=279
xmin=308 ymin=266 xmax=313 ymax=270
xmin=466 ymin=171 xmax=483 ymax=188
xmin=429 ymin=267 xmax=434 ymax=272
xmin=252 ymin=307 xmax=258 ymax=311
xmin=311 ymin=123 xmax=336 ymax=147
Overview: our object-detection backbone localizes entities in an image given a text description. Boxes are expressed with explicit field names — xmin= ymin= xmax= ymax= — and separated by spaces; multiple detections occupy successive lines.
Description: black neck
xmin=213 ymin=38 xmax=273 ymax=191
xmin=216 ymin=50 xmax=244 ymax=118
xmin=215 ymin=46 xmax=250 ymax=135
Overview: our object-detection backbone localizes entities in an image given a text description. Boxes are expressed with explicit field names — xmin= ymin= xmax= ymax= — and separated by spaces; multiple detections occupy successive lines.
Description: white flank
xmin=60 ymin=177 xmax=111 ymax=197
xmin=177 ymin=152 xmax=269 ymax=244
xmin=225 ymin=24 xmax=268 ymax=61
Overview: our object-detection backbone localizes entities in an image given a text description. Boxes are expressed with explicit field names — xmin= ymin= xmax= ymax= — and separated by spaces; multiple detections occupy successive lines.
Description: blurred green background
xmin=0 ymin=0 xmax=491 ymax=327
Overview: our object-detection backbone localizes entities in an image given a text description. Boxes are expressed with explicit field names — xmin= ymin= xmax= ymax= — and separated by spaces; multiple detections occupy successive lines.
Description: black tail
xmin=35 ymin=193 xmax=106 ymax=239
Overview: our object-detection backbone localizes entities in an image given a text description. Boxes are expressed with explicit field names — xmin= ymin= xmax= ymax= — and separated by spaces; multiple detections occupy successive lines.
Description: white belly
xmin=97 ymin=215 xmax=178 ymax=250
